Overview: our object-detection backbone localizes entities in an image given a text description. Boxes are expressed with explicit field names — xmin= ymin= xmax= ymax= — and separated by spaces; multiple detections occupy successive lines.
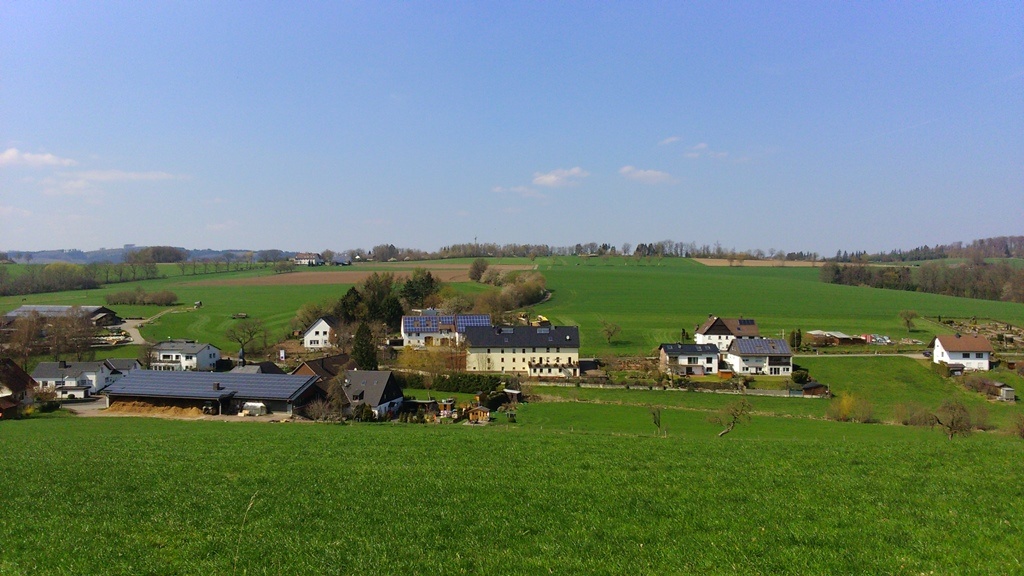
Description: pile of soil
xmin=106 ymin=400 xmax=204 ymax=418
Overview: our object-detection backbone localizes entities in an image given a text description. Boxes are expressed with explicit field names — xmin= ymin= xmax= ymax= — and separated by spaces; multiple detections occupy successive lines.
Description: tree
xmin=708 ymin=399 xmax=752 ymax=437
xmin=468 ymin=258 xmax=489 ymax=282
xmin=48 ymin=307 xmax=96 ymax=361
xmin=933 ymin=399 xmax=973 ymax=440
xmin=898 ymin=310 xmax=919 ymax=331
xmin=225 ymin=318 xmax=267 ymax=355
xmin=325 ymin=373 xmax=352 ymax=417
xmin=8 ymin=312 xmax=43 ymax=368
xmin=601 ymin=320 xmax=622 ymax=344
xmin=650 ymin=406 xmax=662 ymax=436
xmin=352 ymin=322 xmax=378 ymax=370
xmin=321 ymin=249 xmax=336 ymax=266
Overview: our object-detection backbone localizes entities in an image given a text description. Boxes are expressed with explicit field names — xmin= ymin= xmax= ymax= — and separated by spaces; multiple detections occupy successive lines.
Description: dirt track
xmin=189 ymin=263 xmax=535 ymax=286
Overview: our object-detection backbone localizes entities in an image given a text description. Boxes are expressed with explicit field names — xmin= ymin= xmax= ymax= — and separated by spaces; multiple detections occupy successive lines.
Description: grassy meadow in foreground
xmin=2 ymin=414 xmax=1022 ymax=575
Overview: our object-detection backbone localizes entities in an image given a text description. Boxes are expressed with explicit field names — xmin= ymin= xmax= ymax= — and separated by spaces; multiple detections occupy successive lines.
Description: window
xmin=687 ymin=357 xmax=699 ymax=365
xmin=706 ymin=357 xmax=713 ymax=363
xmin=487 ymin=348 xmax=491 ymax=353
xmin=546 ymin=347 xmax=550 ymax=353
xmin=522 ymin=348 xmax=526 ymax=354
xmin=962 ymin=353 xmax=971 ymax=359
xmin=976 ymin=353 xmax=984 ymax=358
xmin=501 ymin=357 xmax=505 ymax=363
xmin=532 ymin=347 xmax=536 ymax=353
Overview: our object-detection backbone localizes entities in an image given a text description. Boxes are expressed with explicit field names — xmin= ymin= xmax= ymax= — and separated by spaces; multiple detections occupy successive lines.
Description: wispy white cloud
xmin=0 ymin=147 xmax=77 ymax=167
xmin=684 ymin=142 xmax=729 ymax=160
xmin=0 ymin=204 xmax=33 ymax=219
xmin=206 ymin=220 xmax=239 ymax=233
xmin=40 ymin=169 xmax=182 ymax=196
xmin=619 ymin=165 xmax=676 ymax=185
xmin=532 ymin=167 xmax=588 ymax=188
xmin=493 ymin=185 xmax=546 ymax=199
xmin=659 ymin=136 xmax=681 ymax=146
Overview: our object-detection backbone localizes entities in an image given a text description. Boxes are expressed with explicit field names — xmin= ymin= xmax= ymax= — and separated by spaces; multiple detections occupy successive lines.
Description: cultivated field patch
xmin=186 ymin=263 xmax=535 ymax=286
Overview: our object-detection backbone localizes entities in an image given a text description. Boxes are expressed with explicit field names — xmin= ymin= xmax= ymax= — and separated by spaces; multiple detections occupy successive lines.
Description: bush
xmin=893 ymin=402 xmax=934 ymax=427
xmin=791 ymin=370 xmax=810 ymax=385
xmin=931 ymin=362 xmax=951 ymax=378
xmin=432 ymin=372 xmax=508 ymax=394
xmin=105 ymin=288 xmax=178 ymax=306
xmin=826 ymin=392 xmax=874 ymax=423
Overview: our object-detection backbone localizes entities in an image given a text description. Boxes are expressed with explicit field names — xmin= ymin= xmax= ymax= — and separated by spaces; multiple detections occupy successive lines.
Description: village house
xmin=31 ymin=359 xmax=137 ymax=398
xmin=339 ymin=370 xmax=404 ymax=419
xmin=150 ymin=340 xmax=221 ymax=371
xmin=292 ymin=252 xmax=325 ymax=266
xmin=930 ymin=334 xmax=992 ymax=372
xmin=658 ymin=343 xmax=720 ymax=375
xmin=291 ymin=353 xmax=354 ymax=391
xmin=104 ymin=370 xmax=321 ymax=416
xmin=302 ymin=316 xmax=339 ymax=350
xmin=724 ymin=338 xmax=793 ymax=376
xmin=401 ymin=312 xmax=492 ymax=347
xmin=695 ymin=315 xmax=761 ymax=352
xmin=464 ymin=325 xmax=580 ymax=378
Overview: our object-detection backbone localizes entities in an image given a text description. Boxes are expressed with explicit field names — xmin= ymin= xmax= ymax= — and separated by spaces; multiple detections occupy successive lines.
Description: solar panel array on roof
xmin=104 ymin=370 xmax=319 ymax=401
xmin=403 ymin=314 xmax=491 ymax=334
xmin=739 ymin=319 xmax=755 ymax=325
xmin=730 ymin=339 xmax=791 ymax=355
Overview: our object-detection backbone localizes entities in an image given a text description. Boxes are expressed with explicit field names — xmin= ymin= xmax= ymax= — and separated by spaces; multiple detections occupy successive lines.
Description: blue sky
xmin=2 ymin=2 xmax=1021 ymax=254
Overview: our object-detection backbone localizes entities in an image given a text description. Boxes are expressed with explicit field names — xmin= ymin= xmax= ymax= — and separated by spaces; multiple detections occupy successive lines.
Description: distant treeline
xmin=831 ymin=236 xmax=1024 ymax=263
xmin=105 ymin=288 xmax=178 ymax=306
xmin=820 ymin=261 xmax=1024 ymax=303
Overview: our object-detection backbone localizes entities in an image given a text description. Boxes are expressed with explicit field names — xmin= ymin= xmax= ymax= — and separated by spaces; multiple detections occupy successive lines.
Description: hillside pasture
xmin=1 ymin=415 xmax=1021 ymax=575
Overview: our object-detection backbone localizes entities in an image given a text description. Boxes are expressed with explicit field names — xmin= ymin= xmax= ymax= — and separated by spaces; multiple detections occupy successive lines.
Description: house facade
xmin=401 ymin=313 xmax=491 ymax=347
xmin=931 ymin=334 xmax=992 ymax=372
xmin=31 ymin=360 xmax=128 ymax=398
xmin=303 ymin=317 xmax=339 ymax=350
xmin=695 ymin=316 xmax=760 ymax=352
xmin=658 ymin=343 xmax=720 ymax=375
xmin=464 ymin=326 xmax=580 ymax=378
xmin=150 ymin=340 xmax=221 ymax=371
xmin=724 ymin=338 xmax=792 ymax=376
xmin=341 ymin=370 xmax=404 ymax=418
xmin=292 ymin=253 xmax=325 ymax=266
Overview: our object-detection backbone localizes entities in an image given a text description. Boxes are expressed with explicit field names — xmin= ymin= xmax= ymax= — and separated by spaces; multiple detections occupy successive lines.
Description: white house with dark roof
xmin=292 ymin=253 xmax=325 ymax=266
xmin=658 ymin=343 xmax=720 ymax=375
xmin=31 ymin=360 xmax=131 ymax=398
xmin=150 ymin=340 xmax=221 ymax=371
xmin=401 ymin=313 xmax=491 ymax=347
xmin=464 ymin=326 xmax=580 ymax=378
xmin=340 ymin=370 xmax=404 ymax=418
xmin=930 ymin=334 xmax=992 ymax=372
xmin=695 ymin=315 xmax=760 ymax=352
xmin=724 ymin=338 xmax=792 ymax=376
xmin=303 ymin=316 xmax=339 ymax=350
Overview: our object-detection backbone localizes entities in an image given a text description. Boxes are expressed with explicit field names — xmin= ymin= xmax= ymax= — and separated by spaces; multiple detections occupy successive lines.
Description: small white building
xmin=658 ymin=343 xmax=720 ymax=375
xmin=292 ymin=253 xmax=325 ymax=266
xmin=151 ymin=340 xmax=221 ymax=371
xmin=695 ymin=316 xmax=761 ymax=352
xmin=31 ymin=360 xmax=130 ymax=398
xmin=724 ymin=338 xmax=792 ymax=376
xmin=931 ymin=334 xmax=992 ymax=372
xmin=303 ymin=316 xmax=339 ymax=350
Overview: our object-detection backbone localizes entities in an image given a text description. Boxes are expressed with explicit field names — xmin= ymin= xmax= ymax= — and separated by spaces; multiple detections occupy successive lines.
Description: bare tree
xmin=933 ymin=399 xmax=973 ymax=440
xmin=601 ymin=320 xmax=621 ymax=344
xmin=708 ymin=399 xmax=752 ymax=437
xmin=8 ymin=312 xmax=43 ymax=368
xmin=650 ymin=406 xmax=662 ymax=436
xmin=225 ymin=318 xmax=267 ymax=354
xmin=898 ymin=310 xmax=920 ymax=332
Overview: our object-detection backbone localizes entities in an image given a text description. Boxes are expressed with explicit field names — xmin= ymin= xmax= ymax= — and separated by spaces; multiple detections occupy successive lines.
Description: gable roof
xmin=32 ymin=361 xmax=110 ymax=380
xmin=727 ymin=338 xmax=792 ymax=356
xmin=932 ymin=335 xmax=993 ymax=353
xmin=152 ymin=340 xmax=218 ymax=354
xmin=402 ymin=314 xmax=491 ymax=334
xmin=464 ymin=325 xmax=580 ymax=349
xmin=304 ymin=316 xmax=339 ymax=335
xmin=229 ymin=361 xmax=286 ymax=375
xmin=105 ymin=358 xmax=141 ymax=372
xmin=104 ymin=370 xmax=319 ymax=402
xmin=0 ymin=359 xmax=36 ymax=395
xmin=4 ymin=305 xmax=117 ymax=320
xmin=292 ymin=354 xmax=353 ymax=381
xmin=659 ymin=343 xmax=720 ymax=356
xmin=696 ymin=316 xmax=760 ymax=337
xmin=341 ymin=370 xmax=402 ymax=408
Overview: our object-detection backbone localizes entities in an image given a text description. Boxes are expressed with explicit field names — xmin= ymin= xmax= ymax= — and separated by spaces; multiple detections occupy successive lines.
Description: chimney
xmin=59 ymin=360 xmax=67 ymax=369
xmin=212 ymin=382 xmax=222 ymax=391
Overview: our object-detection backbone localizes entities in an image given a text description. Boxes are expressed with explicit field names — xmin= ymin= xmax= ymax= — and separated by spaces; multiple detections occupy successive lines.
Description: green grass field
xmin=4 ymin=257 xmax=1024 ymax=357
xmin=2 ymin=413 xmax=1022 ymax=575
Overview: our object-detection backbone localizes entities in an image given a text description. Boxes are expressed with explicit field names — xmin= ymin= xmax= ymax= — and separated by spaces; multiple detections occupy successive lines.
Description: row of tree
xmin=819 ymin=261 xmax=1024 ymax=303
xmin=831 ymin=235 xmax=1024 ymax=263
xmin=1 ymin=309 xmax=98 ymax=368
